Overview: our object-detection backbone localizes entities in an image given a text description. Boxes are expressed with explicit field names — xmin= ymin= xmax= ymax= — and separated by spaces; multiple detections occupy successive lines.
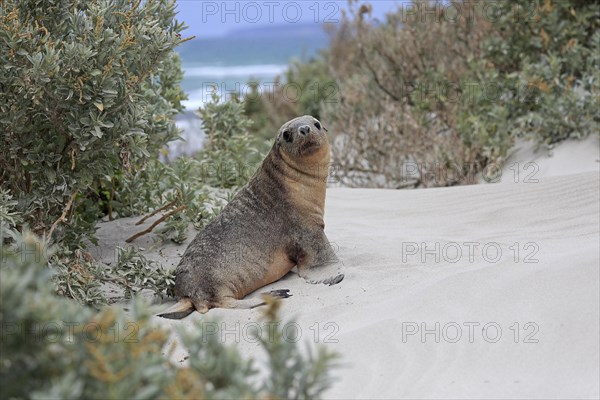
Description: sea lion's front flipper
xmin=298 ymin=261 xmax=345 ymax=285
xmin=296 ymin=232 xmax=345 ymax=285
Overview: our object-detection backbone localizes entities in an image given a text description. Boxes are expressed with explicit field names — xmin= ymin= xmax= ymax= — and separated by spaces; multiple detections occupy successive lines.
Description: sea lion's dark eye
xmin=314 ymin=121 xmax=321 ymax=130
xmin=283 ymin=130 xmax=293 ymax=143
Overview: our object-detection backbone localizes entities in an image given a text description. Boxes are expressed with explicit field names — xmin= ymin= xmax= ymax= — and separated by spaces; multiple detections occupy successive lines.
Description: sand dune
xmin=321 ymin=171 xmax=599 ymax=399
xmin=93 ymin=140 xmax=599 ymax=399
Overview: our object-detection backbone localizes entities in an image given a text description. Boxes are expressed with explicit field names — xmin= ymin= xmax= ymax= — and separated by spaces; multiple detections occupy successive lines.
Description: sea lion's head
xmin=276 ymin=115 xmax=329 ymax=160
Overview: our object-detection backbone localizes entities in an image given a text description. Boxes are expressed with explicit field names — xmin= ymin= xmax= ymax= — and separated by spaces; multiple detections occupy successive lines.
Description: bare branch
xmin=125 ymin=205 xmax=186 ymax=243
xmin=135 ymin=198 xmax=178 ymax=225
xmin=47 ymin=191 xmax=78 ymax=241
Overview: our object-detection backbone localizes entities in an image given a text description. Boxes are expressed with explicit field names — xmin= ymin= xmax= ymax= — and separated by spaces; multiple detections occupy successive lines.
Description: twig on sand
xmin=47 ymin=191 xmax=78 ymax=241
xmin=125 ymin=205 xmax=186 ymax=243
xmin=135 ymin=198 xmax=178 ymax=225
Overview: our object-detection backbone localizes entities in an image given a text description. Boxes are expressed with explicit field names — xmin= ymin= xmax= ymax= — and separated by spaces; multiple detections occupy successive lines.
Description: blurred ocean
xmin=170 ymin=24 xmax=329 ymax=156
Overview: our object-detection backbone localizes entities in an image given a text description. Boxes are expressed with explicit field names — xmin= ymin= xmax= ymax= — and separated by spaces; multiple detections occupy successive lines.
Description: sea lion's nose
xmin=298 ymin=125 xmax=311 ymax=136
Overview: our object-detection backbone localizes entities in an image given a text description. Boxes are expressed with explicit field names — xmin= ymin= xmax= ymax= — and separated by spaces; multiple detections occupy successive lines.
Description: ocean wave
xmin=182 ymin=98 xmax=206 ymax=111
xmin=183 ymin=64 xmax=287 ymax=78
xmin=182 ymin=86 xmax=231 ymax=111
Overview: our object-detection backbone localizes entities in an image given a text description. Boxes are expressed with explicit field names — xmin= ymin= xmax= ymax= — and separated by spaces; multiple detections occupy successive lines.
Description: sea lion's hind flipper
xmin=265 ymin=289 xmax=292 ymax=299
xmin=157 ymin=298 xmax=196 ymax=319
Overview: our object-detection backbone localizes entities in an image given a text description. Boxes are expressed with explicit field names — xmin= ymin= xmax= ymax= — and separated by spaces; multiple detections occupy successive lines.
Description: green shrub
xmin=284 ymin=58 xmax=337 ymax=122
xmin=0 ymin=0 xmax=188 ymax=241
xmin=197 ymin=91 xmax=263 ymax=188
xmin=467 ymin=0 xmax=600 ymax=146
xmin=0 ymin=188 xmax=22 ymax=241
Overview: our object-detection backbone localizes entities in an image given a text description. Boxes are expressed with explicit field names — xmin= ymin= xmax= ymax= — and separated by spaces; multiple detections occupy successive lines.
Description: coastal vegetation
xmin=1 ymin=0 xmax=336 ymax=398
xmin=245 ymin=0 xmax=600 ymax=187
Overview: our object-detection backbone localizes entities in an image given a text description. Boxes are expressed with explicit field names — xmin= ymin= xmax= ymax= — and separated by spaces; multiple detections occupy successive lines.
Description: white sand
xmin=93 ymin=137 xmax=600 ymax=399
xmin=499 ymin=135 xmax=600 ymax=181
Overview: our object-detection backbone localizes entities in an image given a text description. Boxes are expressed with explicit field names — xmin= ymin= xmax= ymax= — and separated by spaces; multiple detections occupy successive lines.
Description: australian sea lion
xmin=158 ymin=115 xmax=343 ymax=319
